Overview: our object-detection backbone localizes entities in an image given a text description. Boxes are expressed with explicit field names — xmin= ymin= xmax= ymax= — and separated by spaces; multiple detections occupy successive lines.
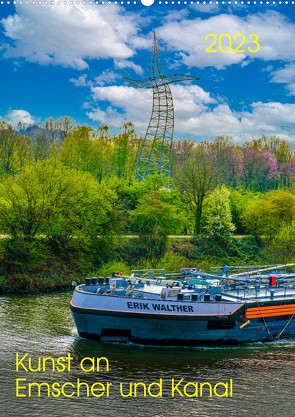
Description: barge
xmin=70 ymin=264 xmax=295 ymax=345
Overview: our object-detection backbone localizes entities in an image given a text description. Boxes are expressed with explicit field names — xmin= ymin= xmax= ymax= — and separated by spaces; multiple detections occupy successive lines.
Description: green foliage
xmin=111 ymin=122 xmax=137 ymax=180
xmin=270 ymin=221 xmax=295 ymax=260
xmin=0 ymin=159 xmax=121 ymax=275
xmin=95 ymin=260 xmax=131 ymax=278
xmin=242 ymin=190 xmax=295 ymax=239
xmin=203 ymin=186 xmax=235 ymax=242
xmin=0 ymin=159 xmax=117 ymax=241
xmin=132 ymin=191 xmax=181 ymax=258
xmin=59 ymin=122 xmax=139 ymax=182
xmin=0 ymin=121 xmax=31 ymax=175
xmin=229 ymin=188 xmax=259 ymax=234
xmin=0 ymin=117 xmax=295 ymax=292
xmin=131 ymin=174 xmax=172 ymax=205
xmin=155 ymin=251 xmax=191 ymax=271
xmin=174 ymin=141 xmax=220 ymax=234
xmin=3 ymin=238 xmax=45 ymax=272
xmin=264 ymin=136 xmax=294 ymax=163
xmin=59 ymin=125 xmax=104 ymax=178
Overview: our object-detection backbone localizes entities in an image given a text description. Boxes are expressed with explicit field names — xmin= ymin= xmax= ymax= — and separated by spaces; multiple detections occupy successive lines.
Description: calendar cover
xmin=1 ymin=2 xmax=295 ymax=417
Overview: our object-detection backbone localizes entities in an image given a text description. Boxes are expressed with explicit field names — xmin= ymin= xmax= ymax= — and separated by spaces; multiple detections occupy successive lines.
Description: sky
xmin=0 ymin=3 xmax=295 ymax=142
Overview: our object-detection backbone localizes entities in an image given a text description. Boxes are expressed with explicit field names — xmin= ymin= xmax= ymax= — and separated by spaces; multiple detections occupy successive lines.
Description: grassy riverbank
xmin=0 ymin=235 xmax=286 ymax=294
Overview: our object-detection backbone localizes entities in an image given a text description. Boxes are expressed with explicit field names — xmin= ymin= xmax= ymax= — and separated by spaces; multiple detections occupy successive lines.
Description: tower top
xmin=123 ymin=31 xmax=199 ymax=181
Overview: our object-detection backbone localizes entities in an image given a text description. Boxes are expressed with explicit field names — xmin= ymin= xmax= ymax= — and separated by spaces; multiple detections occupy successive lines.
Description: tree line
xmin=0 ymin=117 xmax=295 ymax=291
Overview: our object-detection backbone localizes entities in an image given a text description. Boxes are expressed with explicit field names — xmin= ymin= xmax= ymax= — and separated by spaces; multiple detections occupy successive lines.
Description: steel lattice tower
xmin=123 ymin=31 xmax=199 ymax=181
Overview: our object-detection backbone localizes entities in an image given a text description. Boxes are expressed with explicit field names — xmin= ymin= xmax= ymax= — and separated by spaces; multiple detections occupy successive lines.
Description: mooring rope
xmin=275 ymin=312 xmax=295 ymax=339
xmin=254 ymin=299 xmax=273 ymax=340
xmin=250 ymin=299 xmax=295 ymax=340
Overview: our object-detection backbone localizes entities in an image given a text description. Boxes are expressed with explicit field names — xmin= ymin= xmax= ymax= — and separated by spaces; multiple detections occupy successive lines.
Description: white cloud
xmin=86 ymin=83 xmax=295 ymax=141
xmin=1 ymin=4 xmax=139 ymax=69
xmin=94 ymin=70 xmax=122 ymax=86
xmin=191 ymin=4 xmax=221 ymax=15
xmin=88 ymin=85 xmax=152 ymax=130
xmin=179 ymin=101 xmax=295 ymax=140
xmin=157 ymin=11 xmax=295 ymax=69
xmin=87 ymin=106 xmax=125 ymax=127
xmin=82 ymin=102 xmax=91 ymax=110
xmin=194 ymin=101 xmax=295 ymax=140
xmin=5 ymin=109 xmax=36 ymax=127
xmin=2 ymin=6 xmax=295 ymax=141
xmin=114 ymin=59 xmax=143 ymax=75
xmin=2 ymin=7 xmax=295 ymax=73
xmin=270 ymin=63 xmax=295 ymax=95
xmin=163 ymin=8 xmax=189 ymax=22
xmin=70 ymin=74 xmax=88 ymax=87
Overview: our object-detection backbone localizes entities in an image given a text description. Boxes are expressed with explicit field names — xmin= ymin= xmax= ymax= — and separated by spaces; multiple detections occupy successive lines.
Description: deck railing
xmin=210 ymin=263 xmax=295 ymax=277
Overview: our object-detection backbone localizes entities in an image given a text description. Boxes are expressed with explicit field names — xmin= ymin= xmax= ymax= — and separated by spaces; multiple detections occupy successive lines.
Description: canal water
xmin=1 ymin=291 xmax=295 ymax=417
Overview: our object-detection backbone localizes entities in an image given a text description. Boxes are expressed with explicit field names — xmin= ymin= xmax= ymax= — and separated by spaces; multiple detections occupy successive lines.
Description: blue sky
xmin=0 ymin=3 xmax=295 ymax=142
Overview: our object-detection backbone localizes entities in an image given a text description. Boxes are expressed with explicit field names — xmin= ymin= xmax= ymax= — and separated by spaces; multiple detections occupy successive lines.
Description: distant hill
xmin=18 ymin=124 xmax=44 ymax=138
xmin=18 ymin=124 xmax=66 ymax=144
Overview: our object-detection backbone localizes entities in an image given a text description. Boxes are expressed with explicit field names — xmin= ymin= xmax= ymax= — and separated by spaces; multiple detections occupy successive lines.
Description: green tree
xmin=31 ymin=131 xmax=55 ymax=163
xmin=59 ymin=125 xmax=99 ymax=175
xmin=174 ymin=142 xmax=220 ymax=235
xmin=270 ymin=221 xmax=295 ymax=260
xmin=59 ymin=122 xmax=139 ymax=182
xmin=0 ymin=159 xmax=117 ymax=240
xmin=111 ymin=122 xmax=137 ymax=180
xmin=203 ymin=186 xmax=235 ymax=243
xmin=264 ymin=136 xmax=294 ymax=163
xmin=132 ymin=191 xmax=180 ymax=258
xmin=229 ymin=188 xmax=259 ymax=234
xmin=0 ymin=121 xmax=31 ymax=175
xmin=242 ymin=190 xmax=295 ymax=240
xmin=42 ymin=116 xmax=75 ymax=144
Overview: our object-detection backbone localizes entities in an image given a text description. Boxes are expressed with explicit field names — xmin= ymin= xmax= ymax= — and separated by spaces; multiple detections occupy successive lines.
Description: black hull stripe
xmin=246 ymin=299 xmax=295 ymax=308
xmin=78 ymin=331 xmax=247 ymax=345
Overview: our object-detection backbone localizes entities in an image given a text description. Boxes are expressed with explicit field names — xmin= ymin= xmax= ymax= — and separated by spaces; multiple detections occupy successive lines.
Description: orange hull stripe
xmin=247 ymin=311 xmax=295 ymax=318
xmin=246 ymin=305 xmax=295 ymax=318
xmin=247 ymin=306 xmax=295 ymax=314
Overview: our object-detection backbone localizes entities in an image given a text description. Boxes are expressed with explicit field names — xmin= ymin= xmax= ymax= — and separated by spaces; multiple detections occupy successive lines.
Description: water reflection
xmin=1 ymin=291 xmax=295 ymax=417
